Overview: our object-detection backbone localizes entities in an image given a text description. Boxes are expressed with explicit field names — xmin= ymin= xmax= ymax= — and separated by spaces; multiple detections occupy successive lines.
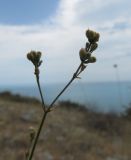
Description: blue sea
xmin=0 ymin=81 xmax=131 ymax=112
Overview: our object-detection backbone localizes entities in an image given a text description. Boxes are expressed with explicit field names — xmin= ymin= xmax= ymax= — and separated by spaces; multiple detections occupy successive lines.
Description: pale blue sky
xmin=0 ymin=0 xmax=131 ymax=85
xmin=0 ymin=0 xmax=59 ymax=24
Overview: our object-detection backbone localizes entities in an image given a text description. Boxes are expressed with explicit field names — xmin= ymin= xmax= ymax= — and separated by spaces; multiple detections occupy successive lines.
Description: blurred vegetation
xmin=0 ymin=91 xmax=40 ymax=104
xmin=0 ymin=92 xmax=131 ymax=160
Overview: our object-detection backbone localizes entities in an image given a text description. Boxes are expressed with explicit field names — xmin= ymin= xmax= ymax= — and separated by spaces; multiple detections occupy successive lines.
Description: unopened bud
xmin=88 ymin=56 xmax=97 ymax=63
xmin=35 ymin=51 xmax=42 ymax=63
xmin=27 ymin=51 xmax=42 ymax=67
xmin=90 ymin=43 xmax=98 ymax=52
xmin=29 ymin=126 xmax=36 ymax=143
xmin=86 ymin=29 xmax=100 ymax=43
xmin=79 ymin=48 xmax=91 ymax=62
xmin=27 ymin=51 xmax=35 ymax=62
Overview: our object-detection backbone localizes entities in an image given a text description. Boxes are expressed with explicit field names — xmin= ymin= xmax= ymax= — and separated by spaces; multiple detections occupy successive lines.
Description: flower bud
xmin=90 ymin=43 xmax=98 ymax=52
xmin=88 ymin=56 xmax=97 ymax=63
xmin=27 ymin=51 xmax=42 ymax=67
xmin=27 ymin=53 xmax=32 ymax=61
xmin=79 ymin=48 xmax=91 ymax=62
xmin=29 ymin=126 xmax=36 ymax=143
xmin=27 ymin=51 xmax=35 ymax=62
xmin=86 ymin=29 xmax=100 ymax=43
xmin=35 ymin=51 xmax=42 ymax=63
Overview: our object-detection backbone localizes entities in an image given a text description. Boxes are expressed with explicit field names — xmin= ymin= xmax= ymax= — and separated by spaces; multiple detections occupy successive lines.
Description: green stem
xmin=27 ymin=63 xmax=82 ymax=160
xmin=48 ymin=62 xmax=82 ymax=109
xmin=36 ymin=74 xmax=46 ymax=112
xmin=27 ymin=111 xmax=48 ymax=160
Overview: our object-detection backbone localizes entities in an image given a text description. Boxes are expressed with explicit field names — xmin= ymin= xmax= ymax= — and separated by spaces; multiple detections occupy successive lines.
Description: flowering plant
xmin=26 ymin=29 xmax=100 ymax=160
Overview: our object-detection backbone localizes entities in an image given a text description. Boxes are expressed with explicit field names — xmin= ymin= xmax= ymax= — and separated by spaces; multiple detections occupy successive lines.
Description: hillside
xmin=0 ymin=92 xmax=131 ymax=160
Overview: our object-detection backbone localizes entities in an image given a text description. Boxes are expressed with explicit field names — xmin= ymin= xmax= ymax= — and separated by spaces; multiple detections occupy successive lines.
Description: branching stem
xmin=26 ymin=29 xmax=100 ymax=160
xmin=27 ymin=62 xmax=83 ymax=160
xmin=48 ymin=62 xmax=82 ymax=110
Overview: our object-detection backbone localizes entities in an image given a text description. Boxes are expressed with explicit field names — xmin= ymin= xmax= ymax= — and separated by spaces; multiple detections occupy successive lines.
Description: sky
xmin=0 ymin=0 xmax=131 ymax=85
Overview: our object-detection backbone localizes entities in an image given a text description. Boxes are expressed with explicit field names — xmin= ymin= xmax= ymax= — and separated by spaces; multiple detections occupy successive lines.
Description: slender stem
xmin=27 ymin=62 xmax=83 ymax=160
xmin=50 ymin=78 xmax=74 ymax=107
xmin=27 ymin=111 xmax=48 ymax=160
xmin=48 ymin=62 xmax=82 ymax=109
xmin=36 ymin=74 xmax=46 ymax=112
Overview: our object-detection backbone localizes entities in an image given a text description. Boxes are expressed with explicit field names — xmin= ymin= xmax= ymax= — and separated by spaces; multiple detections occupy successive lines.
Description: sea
xmin=0 ymin=81 xmax=131 ymax=113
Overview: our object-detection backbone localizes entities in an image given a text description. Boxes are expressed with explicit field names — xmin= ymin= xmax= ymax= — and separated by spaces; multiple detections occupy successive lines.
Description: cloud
xmin=0 ymin=0 xmax=131 ymax=85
